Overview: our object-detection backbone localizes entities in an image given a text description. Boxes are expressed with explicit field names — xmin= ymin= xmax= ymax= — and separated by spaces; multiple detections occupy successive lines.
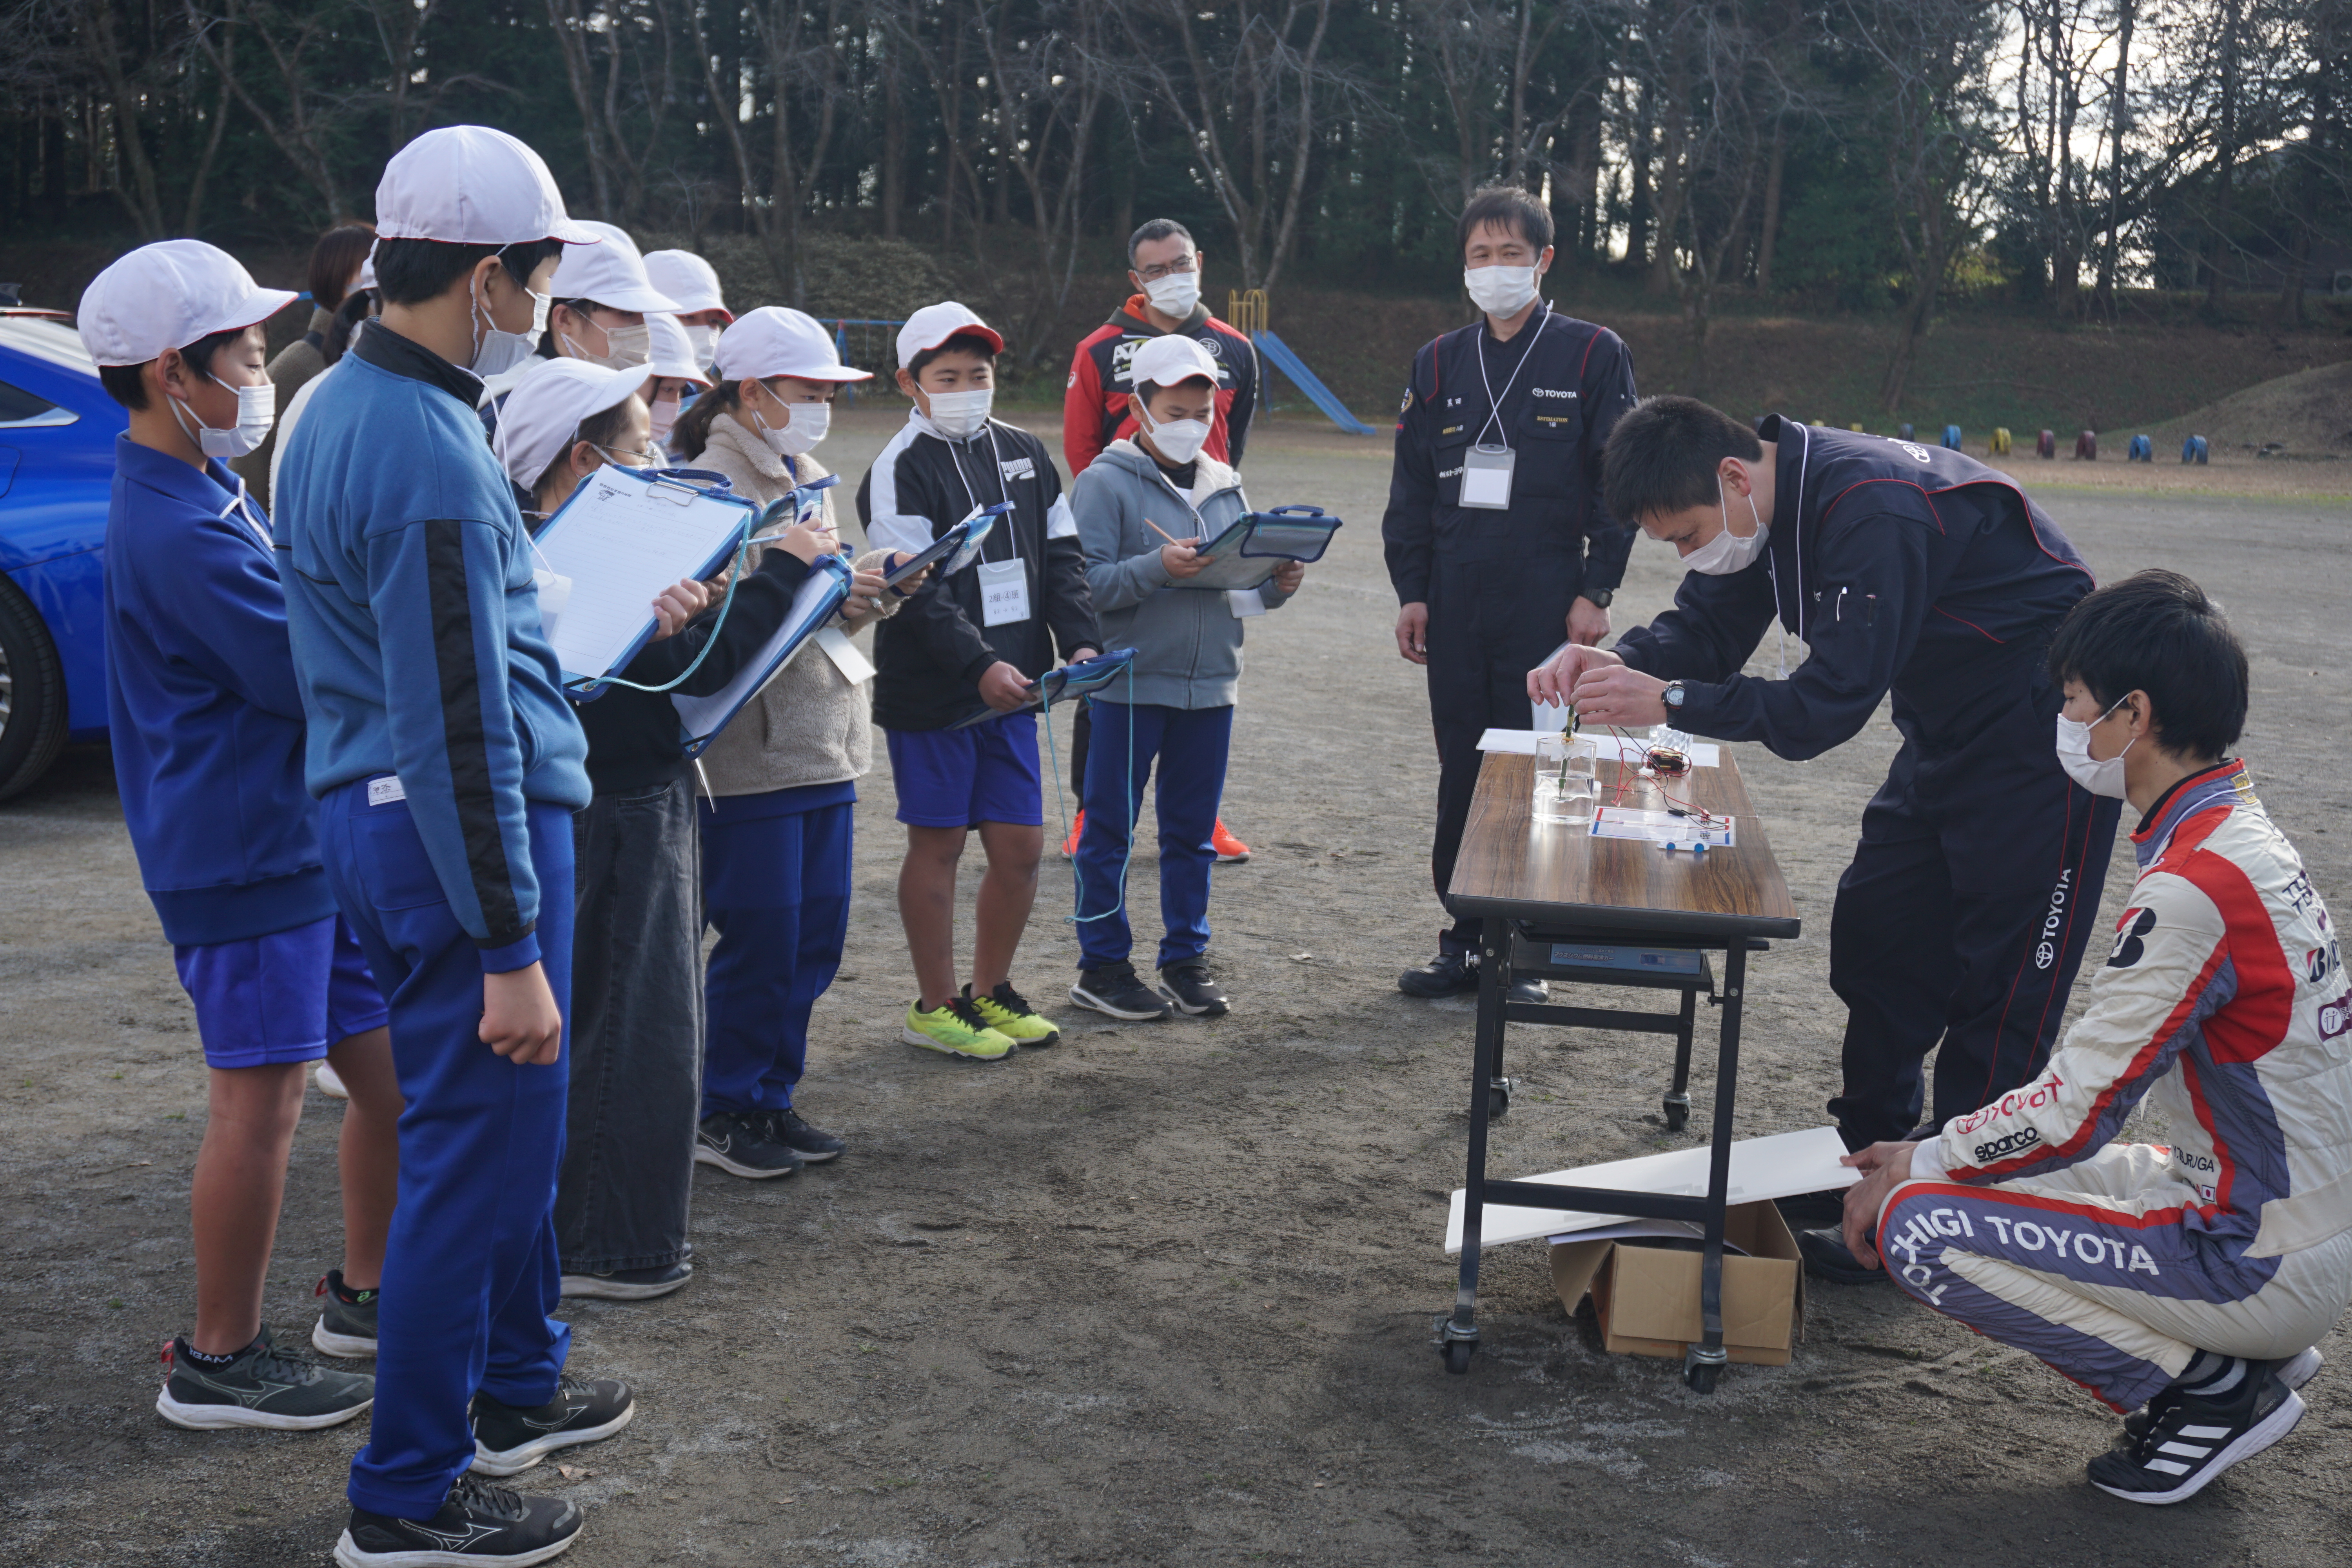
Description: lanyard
xmin=220 ymin=474 xmax=270 ymax=548
xmin=1473 ymin=303 xmax=1551 ymax=446
xmin=944 ymin=423 xmax=1018 ymax=565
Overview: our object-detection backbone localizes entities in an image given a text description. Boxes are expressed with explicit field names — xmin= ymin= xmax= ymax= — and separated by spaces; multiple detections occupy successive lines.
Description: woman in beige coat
xmin=676 ymin=307 xmax=909 ymax=1181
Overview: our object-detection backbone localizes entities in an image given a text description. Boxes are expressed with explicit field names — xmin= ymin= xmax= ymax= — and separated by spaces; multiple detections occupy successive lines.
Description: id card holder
xmin=977 ymin=558 xmax=1031 ymax=627
xmin=1459 ymin=443 xmax=1516 ymax=509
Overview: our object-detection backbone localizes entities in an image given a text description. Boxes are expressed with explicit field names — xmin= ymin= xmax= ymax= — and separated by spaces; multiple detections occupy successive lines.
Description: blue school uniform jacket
xmin=101 ymin=436 xmax=339 ymax=946
xmin=275 ymin=323 xmax=589 ymax=972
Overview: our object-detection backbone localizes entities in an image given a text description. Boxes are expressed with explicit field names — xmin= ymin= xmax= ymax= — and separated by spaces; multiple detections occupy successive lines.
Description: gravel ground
xmin=4 ymin=408 xmax=2348 ymax=1566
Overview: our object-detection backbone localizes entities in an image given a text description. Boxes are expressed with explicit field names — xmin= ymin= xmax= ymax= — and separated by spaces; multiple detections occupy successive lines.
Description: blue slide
xmin=1253 ymin=330 xmax=1376 ymax=436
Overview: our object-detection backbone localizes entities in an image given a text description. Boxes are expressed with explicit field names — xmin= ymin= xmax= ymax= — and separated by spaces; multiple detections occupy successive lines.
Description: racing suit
xmin=1878 ymin=761 xmax=2352 ymax=1412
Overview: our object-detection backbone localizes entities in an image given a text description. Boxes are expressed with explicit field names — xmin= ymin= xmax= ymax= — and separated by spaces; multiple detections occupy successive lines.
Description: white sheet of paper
xmin=1476 ymin=729 xmax=1721 ymax=767
xmin=1544 ymin=1218 xmax=1751 ymax=1258
xmin=813 ymin=626 xmax=874 ymax=683
xmin=1443 ymin=1125 xmax=1858 ymax=1254
xmin=534 ymin=467 xmax=747 ymax=683
xmin=1227 ymin=588 xmax=1268 ymax=619
xmin=671 ymin=566 xmax=845 ymax=741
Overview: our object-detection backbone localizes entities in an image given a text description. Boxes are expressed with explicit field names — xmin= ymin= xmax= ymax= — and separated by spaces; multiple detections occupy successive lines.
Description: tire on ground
xmin=0 ymin=575 xmax=69 ymax=801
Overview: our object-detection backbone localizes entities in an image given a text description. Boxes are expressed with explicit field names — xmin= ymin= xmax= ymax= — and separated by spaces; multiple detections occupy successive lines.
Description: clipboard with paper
xmin=671 ymin=552 xmax=855 ymax=758
xmin=531 ymin=465 xmax=760 ymax=697
xmin=880 ymin=502 xmax=1006 ymax=590
xmin=946 ymin=647 xmax=1136 ymax=730
xmin=1174 ymin=506 xmax=1343 ymax=591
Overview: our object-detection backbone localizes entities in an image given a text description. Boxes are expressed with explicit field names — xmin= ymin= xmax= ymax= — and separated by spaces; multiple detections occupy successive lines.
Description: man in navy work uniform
xmin=1383 ymin=185 xmax=1640 ymax=1003
xmin=1533 ymin=397 xmax=2121 ymax=1281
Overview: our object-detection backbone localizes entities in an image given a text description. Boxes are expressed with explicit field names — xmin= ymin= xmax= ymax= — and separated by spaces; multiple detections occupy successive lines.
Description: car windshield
xmin=0 ymin=313 xmax=99 ymax=376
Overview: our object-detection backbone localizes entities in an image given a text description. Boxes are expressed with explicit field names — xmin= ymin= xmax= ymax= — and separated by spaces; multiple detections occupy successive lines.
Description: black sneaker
xmin=1157 ymin=961 xmax=1230 ymax=1017
xmin=558 ymin=1262 xmax=693 ymax=1301
xmin=1071 ymin=961 xmax=1172 ymax=1021
xmin=156 ymin=1324 xmax=374 ymax=1431
xmin=2122 ymin=1347 xmax=2323 ymax=1443
xmin=470 ymin=1375 xmax=635 ymax=1477
xmin=693 ymin=1110 xmax=804 ymax=1180
xmin=2089 ymin=1363 xmax=2305 ymax=1504
xmin=336 ymin=1472 xmax=583 ymax=1566
xmin=313 ymin=1270 xmax=379 ymax=1359
xmin=1397 ymin=951 xmax=1478 ymax=997
xmin=1797 ymin=1227 xmax=1891 ymax=1285
xmin=768 ymin=1107 xmax=846 ymax=1163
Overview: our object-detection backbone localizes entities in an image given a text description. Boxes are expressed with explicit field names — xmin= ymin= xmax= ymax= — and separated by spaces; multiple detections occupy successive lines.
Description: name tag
xmin=1459 ymin=443 xmax=1515 ymax=509
xmin=1000 ymin=456 xmax=1036 ymax=483
xmin=813 ymin=626 xmax=875 ymax=683
xmin=977 ymin=558 xmax=1031 ymax=626
xmin=367 ymin=775 xmax=407 ymax=807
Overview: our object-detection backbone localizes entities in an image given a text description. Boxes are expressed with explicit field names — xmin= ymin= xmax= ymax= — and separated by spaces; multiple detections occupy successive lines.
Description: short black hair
xmin=1457 ymin=186 xmax=1553 ymax=255
xmin=907 ymin=330 xmax=999 ymax=380
xmin=1127 ymin=218 xmax=1195 ymax=269
xmin=532 ymin=393 xmax=646 ymax=505
xmin=1601 ymin=396 xmax=1764 ymax=524
xmin=372 ymin=236 xmax=566 ymax=309
xmin=2047 ymin=570 xmax=2248 ymax=761
xmin=308 ymin=222 xmax=377 ymax=313
xmin=97 ymin=325 xmax=250 ymax=412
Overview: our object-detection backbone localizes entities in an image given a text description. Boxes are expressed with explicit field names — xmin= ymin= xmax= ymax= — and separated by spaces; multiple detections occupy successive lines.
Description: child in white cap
xmin=642 ymin=248 xmax=731 ymax=370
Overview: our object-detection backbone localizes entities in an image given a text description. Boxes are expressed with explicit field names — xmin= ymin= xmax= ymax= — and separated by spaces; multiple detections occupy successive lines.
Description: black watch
xmin=1582 ymin=589 xmax=1613 ymax=609
xmin=1663 ymin=681 xmax=1687 ymax=710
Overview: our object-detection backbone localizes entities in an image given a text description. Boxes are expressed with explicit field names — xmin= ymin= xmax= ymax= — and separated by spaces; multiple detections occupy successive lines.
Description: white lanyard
xmin=220 ymin=475 xmax=270 ymax=548
xmin=1472 ymin=303 xmax=1551 ymax=446
xmin=945 ymin=423 xmax=1018 ymax=566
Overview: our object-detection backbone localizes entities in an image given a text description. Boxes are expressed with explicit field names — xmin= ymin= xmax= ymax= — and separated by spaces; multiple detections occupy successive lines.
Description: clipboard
xmin=671 ymin=553 xmax=855 ymax=757
xmin=946 ymin=647 xmax=1136 ymax=730
xmin=532 ymin=465 xmax=759 ymax=695
xmin=942 ymin=501 xmax=1012 ymax=576
xmin=1175 ymin=506 xmax=1343 ymax=591
xmin=748 ymin=472 xmax=840 ymax=543
xmin=881 ymin=505 xmax=1002 ymax=590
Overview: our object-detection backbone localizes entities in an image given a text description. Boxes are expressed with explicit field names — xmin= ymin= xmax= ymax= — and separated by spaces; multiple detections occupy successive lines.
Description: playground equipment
xmin=1229 ymin=289 xmax=1375 ymax=435
xmin=1940 ymin=424 xmax=1963 ymax=450
xmin=2128 ymin=434 xmax=2154 ymax=462
xmin=1990 ymin=427 xmax=2013 ymax=456
xmin=2075 ymin=429 xmax=2099 ymax=460
xmin=826 ymin=318 xmax=906 ymax=404
xmin=2182 ymin=434 xmax=2209 ymax=465
xmin=2037 ymin=428 xmax=2057 ymax=458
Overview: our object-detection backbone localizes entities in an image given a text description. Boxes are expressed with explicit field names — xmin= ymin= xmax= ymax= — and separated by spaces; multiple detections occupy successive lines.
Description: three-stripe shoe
xmin=336 ymin=1473 xmax=583 ymax=1566
xmin=156 ymin=1325 xmax=374 ymax=1431
xmin=470 ymin=1376 xmax=636 ymax=1477
xmin=2089 ymin=1361 xmax=2305 ymax=1504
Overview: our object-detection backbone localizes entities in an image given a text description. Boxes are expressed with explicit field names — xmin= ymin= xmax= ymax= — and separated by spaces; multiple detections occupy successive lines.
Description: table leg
xmin=1438 ymin=915 xmax=1511 ymax=1375
xmin=1664 ymin=983 xmax=1698 ymax=1131
xmin=1684 ymin=941 xmax=1748 ymax=1394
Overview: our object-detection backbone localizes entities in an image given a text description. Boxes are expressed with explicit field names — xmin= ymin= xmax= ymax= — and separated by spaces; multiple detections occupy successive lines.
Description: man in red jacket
xmin=1060 ymin=219 xmax=1263 ymax=862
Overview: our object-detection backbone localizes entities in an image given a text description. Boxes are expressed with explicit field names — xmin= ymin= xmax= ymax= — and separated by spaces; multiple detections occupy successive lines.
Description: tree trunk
xmin=2094 ymin=0 xmax=2132 ymax=319
xmin=85 ymin=0 xmax=165 ymax=237
xmin=882 ymin=42 xmax=903 ymax=240
xmin=1754 ymin=120 xmax=1785 ymax=292
xmin=2207 ymin=0 xmax=2239 ymax=312
xmin=1628 ymin=81 xmax=1653 ymax=269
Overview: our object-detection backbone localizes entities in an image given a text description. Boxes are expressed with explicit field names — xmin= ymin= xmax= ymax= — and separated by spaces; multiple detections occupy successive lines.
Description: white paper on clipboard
xmin=1475 ymin=729 xmax=1721 ymax=767
xmin=532 ymin=467 xmax=752 ymax=686
xmin=671 ymin=556 xmax=851 ymax=753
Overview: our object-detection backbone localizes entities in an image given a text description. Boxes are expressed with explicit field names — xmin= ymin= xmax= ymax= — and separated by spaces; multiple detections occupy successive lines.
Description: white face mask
xmin=1136 ymin=398 xmax=1210 ymax=465
xmin=924 ymin=387 xmax=993 ymax=439
xmin=1464 ymin=263 xmax=1541 ymax=318
xmin=470 ymin=272 xmax=549 ymax=378
xmin=648 ymin=391 xmax=681 ymax=450
xmin=2055 ymin=697 xmax=2136 ymax=798
xmin=754 ymin=394 xmax=829 ymax=457
xmin=1681 ymin=475 xmax=1769 ymax=576
xmin=564 ymin=320 xmax=650 ymax=370
xmin=681 ymin=322 xmax=722 ymax=369
xmin=1143 ymin=270 xmax=1201 ymax=318
xmin=172 ymin=372 xmax=274 ymax=459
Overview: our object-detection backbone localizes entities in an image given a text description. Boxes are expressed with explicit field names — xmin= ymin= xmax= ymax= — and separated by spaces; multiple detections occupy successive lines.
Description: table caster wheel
xmin=1682 ymin=1346 xmax=1725 ymax=1393
xmin=1443 ymin=1339 xmax=1476 ymax=1375
xmin=1662 ymin=1093 xmax=1689 ymax=1132
xmin=1486 ymin=1077 xmax=1513 ymax=1119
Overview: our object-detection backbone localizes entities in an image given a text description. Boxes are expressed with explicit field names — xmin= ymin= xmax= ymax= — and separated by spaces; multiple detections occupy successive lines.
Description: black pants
xmin=1824 ymin=679 xmax=2121 ymax=1147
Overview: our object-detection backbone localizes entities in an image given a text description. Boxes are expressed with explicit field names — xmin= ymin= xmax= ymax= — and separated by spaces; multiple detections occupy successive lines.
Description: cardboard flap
xmin=1548 ymin=1238 xmax=1614 ymax=1308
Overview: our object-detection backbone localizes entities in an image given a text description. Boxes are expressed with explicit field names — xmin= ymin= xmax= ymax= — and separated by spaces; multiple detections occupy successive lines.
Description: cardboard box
xmin=1547 ymin=1201 xmax=1804 ymax=1367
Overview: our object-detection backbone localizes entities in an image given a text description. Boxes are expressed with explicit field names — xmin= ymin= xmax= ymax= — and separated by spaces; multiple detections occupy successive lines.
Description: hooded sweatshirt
xmin=1063 ymin=295 xmax=1259 ymax=475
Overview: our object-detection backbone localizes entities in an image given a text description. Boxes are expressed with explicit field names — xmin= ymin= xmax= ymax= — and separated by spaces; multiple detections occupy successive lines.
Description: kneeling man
xmin=1840 ymin=570 xmax=2352 ymax=1504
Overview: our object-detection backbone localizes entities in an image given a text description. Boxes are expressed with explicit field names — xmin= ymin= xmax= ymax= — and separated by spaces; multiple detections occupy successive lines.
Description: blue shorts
xmin=886 ymin=711 xmax=1043 ymax=829
xmin=172 ymin=913 xmax=390 ymax=1070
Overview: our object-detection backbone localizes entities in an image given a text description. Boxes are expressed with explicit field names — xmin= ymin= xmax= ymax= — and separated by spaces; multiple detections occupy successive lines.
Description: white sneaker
xmin=314 ymin=1060 xmax=349 ymax=1100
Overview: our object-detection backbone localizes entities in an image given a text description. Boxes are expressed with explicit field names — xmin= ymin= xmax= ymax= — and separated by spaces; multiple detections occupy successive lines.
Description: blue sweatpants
xmin=1074 ymin=701 xmax=1231 ymax=971
xmin=701 ymin=796 xmax=854 ymax=1117
xmin=318 ymin=778 xmax=575 ymax=1519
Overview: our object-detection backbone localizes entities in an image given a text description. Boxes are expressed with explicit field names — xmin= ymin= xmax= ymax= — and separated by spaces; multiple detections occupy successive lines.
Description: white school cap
xmin=491 ymin=356 xmax=648 ymax=492
xmin=643 ymin=250 xmax=730 ymax=320
xmin=374 ymin=126 xmax=596 ymax=247
xmin=715 ymin=306 xmax=872 ymax=385
xmin=76 ymin=240 xmax=299 ymax=367
xmin=643 ymin=313 xmax=713 ymax=391
xmin=546 ymin=220 xmax=678 ymax=314
xmin=895 ymin=301 xmax=1003 ymax=369
xmin=1129 ymin=333 xmax=1220 ymax=393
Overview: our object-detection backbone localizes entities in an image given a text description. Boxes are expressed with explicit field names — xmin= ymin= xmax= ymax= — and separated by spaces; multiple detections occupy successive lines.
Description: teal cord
xmin=1047 ymin=662 xmax=1134 ymax=926
xmin=568 ymin=494 xmax=795 ymax=698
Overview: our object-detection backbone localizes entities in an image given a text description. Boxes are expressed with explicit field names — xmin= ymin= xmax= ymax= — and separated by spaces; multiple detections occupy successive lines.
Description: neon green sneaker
xmin=962 ymin=982 xmax=1061 ymax=1048
xmin=901 ymin=998 xmax=1014 ymax=1060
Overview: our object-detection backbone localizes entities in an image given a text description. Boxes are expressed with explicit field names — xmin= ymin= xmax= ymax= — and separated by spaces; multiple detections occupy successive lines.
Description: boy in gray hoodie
xmin=1067 ymin=335 xmax=1304 ymax=1021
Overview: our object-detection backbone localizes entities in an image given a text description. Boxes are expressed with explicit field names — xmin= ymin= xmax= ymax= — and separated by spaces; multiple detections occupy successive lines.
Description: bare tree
xmin=691 ymin=0 xmax=853 ymax=302
xmin=546 ymin=0 xmax=683 ymax=224
xmin=184 ymin=0 xmax=354 ymax=220
xmin=971 ymin=2 xmax=1112 ymax=356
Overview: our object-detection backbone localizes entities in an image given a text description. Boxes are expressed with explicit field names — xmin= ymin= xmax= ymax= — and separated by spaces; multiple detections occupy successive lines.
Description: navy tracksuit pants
xmin=699 ymin=795 xmax=854 ymax=1117
xmin=1074 ymin=701 xmax=1231 ymax=971
xmin=318 ymin=779 xmax=575 ymax=1519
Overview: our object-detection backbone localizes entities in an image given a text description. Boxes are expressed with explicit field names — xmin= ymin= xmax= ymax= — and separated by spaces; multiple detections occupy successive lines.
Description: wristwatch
xmin=1583 ymin=589 xmax=1614 ymax=609
xmin=1662 ymin=681 xmax=1687 ymax=710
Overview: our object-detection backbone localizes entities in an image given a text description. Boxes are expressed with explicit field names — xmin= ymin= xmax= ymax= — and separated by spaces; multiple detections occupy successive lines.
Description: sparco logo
xmin=1973 ymin=1128 xmax=2040 ymax=1165
xmin=2034 ymin=868 xmax=2074 ymax=969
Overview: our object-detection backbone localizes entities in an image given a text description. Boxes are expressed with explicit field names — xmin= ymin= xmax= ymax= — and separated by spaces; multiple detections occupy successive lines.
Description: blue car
xmin=0 ymin=308 xmax=125 ymax=799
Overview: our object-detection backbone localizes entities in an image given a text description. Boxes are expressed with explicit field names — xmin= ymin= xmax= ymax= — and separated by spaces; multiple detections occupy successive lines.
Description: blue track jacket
xmin=275 ymin=323 xmax=589 ymax=971
xmin=101 ymin=437 xmax=338 ymax=946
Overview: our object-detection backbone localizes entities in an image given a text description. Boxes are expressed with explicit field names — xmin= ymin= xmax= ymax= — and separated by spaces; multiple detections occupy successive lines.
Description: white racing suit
xmin=1878 ymin=760 xmax=2352 ymax=1411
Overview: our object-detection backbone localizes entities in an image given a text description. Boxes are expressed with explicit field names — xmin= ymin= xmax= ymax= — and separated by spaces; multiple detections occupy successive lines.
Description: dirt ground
xmin=4 ymin=407 xmax=2349 ymax=1567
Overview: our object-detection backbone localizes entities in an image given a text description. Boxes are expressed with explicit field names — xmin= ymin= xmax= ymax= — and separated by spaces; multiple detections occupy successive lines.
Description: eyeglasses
xmin=1134 ymin=254 xmax=1198 ymax=283
xmin=594 ymin=443 xmax=661 ymax=468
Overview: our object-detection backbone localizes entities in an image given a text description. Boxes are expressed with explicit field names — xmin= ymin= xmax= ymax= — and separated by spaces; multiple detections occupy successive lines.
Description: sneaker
xmin=1070 ymin=961 xmax=1172 ymax=1021
xmin=1798 ymin=1226 xmax=1891 ymax=1285
xmin=312 ymin=1270 xmax=379 ymax=1358
xmin=1060 ymin=809 xmax=1086 ymax=858
xmin=156 ymin=1325 xmax=374 ymax=1431
xmin=1397 ymin=951 xmax=1479 ymax=998
xmin=964 ymin=980 xmax=1062 ymax=1047
xmin=336 ymin=1472 xmax=583 ymax=1566
xmin=901 ymin=998 xmax=1015 ymax=1060
xmin=1211 ymin=819 xmax=1251 ymax=862
xmin=2088 ymin=1363 xmax=2304 ymax=1504
xmin=470 ymin=1375 xmax=636 ymax=1477
xmin=1158 ymin=961 xmax=1229 ymax=1017
xmin=559 ymin=1262 xmax=692 ymax=1301
xmin=694 ymin=1110 xmax=804 ymax=1179
xmin=768 ymin=1107 xmax=846 ymax=1163
xmin=2123 ymin=1347 xmax=2323 ymax=1443
xmin=314 ymin=1060 xmax=350 ymax=1100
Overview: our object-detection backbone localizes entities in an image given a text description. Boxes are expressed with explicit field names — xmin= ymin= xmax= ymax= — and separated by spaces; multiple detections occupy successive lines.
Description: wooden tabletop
xmin=1448 ymin=749 xmax=1802 ymax=940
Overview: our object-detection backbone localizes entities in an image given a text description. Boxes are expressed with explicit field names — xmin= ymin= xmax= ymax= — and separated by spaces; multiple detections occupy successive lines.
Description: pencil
xmin=1143 ymin=517 xmax=1181 ymax=546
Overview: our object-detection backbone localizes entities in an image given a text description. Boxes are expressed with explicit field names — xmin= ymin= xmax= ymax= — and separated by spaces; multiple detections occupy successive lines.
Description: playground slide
xmin=1253 ymin=330 xmax=1376 ymax=436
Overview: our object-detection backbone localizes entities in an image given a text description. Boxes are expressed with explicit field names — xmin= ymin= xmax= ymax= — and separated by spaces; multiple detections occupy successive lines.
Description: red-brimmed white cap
xmin=642 ymin=250 xmax=731 ymax=320
xmin=1129 ymin=333 xmax=1220 ymax=392
xmin=644 ymin=313 xmax=714 ymax=390
xmin=76 ymin=240 xmax=299 ymax=367
xmin=547 ymin=221 xmax=678 ymax=315
xmin=895 ymin=301 xmax=1002 ymax=370
xmin=374 ymin=126 xmax=597 ymax=247
xmin=717 ymin=307 xmax=873 ymax=384
xmin=492 ymin=356 xmax=649 ymax=491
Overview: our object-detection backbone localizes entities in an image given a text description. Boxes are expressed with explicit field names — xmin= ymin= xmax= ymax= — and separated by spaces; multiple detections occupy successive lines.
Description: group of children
xmin=83 ymin=124 xmax=1300 ymax=1565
